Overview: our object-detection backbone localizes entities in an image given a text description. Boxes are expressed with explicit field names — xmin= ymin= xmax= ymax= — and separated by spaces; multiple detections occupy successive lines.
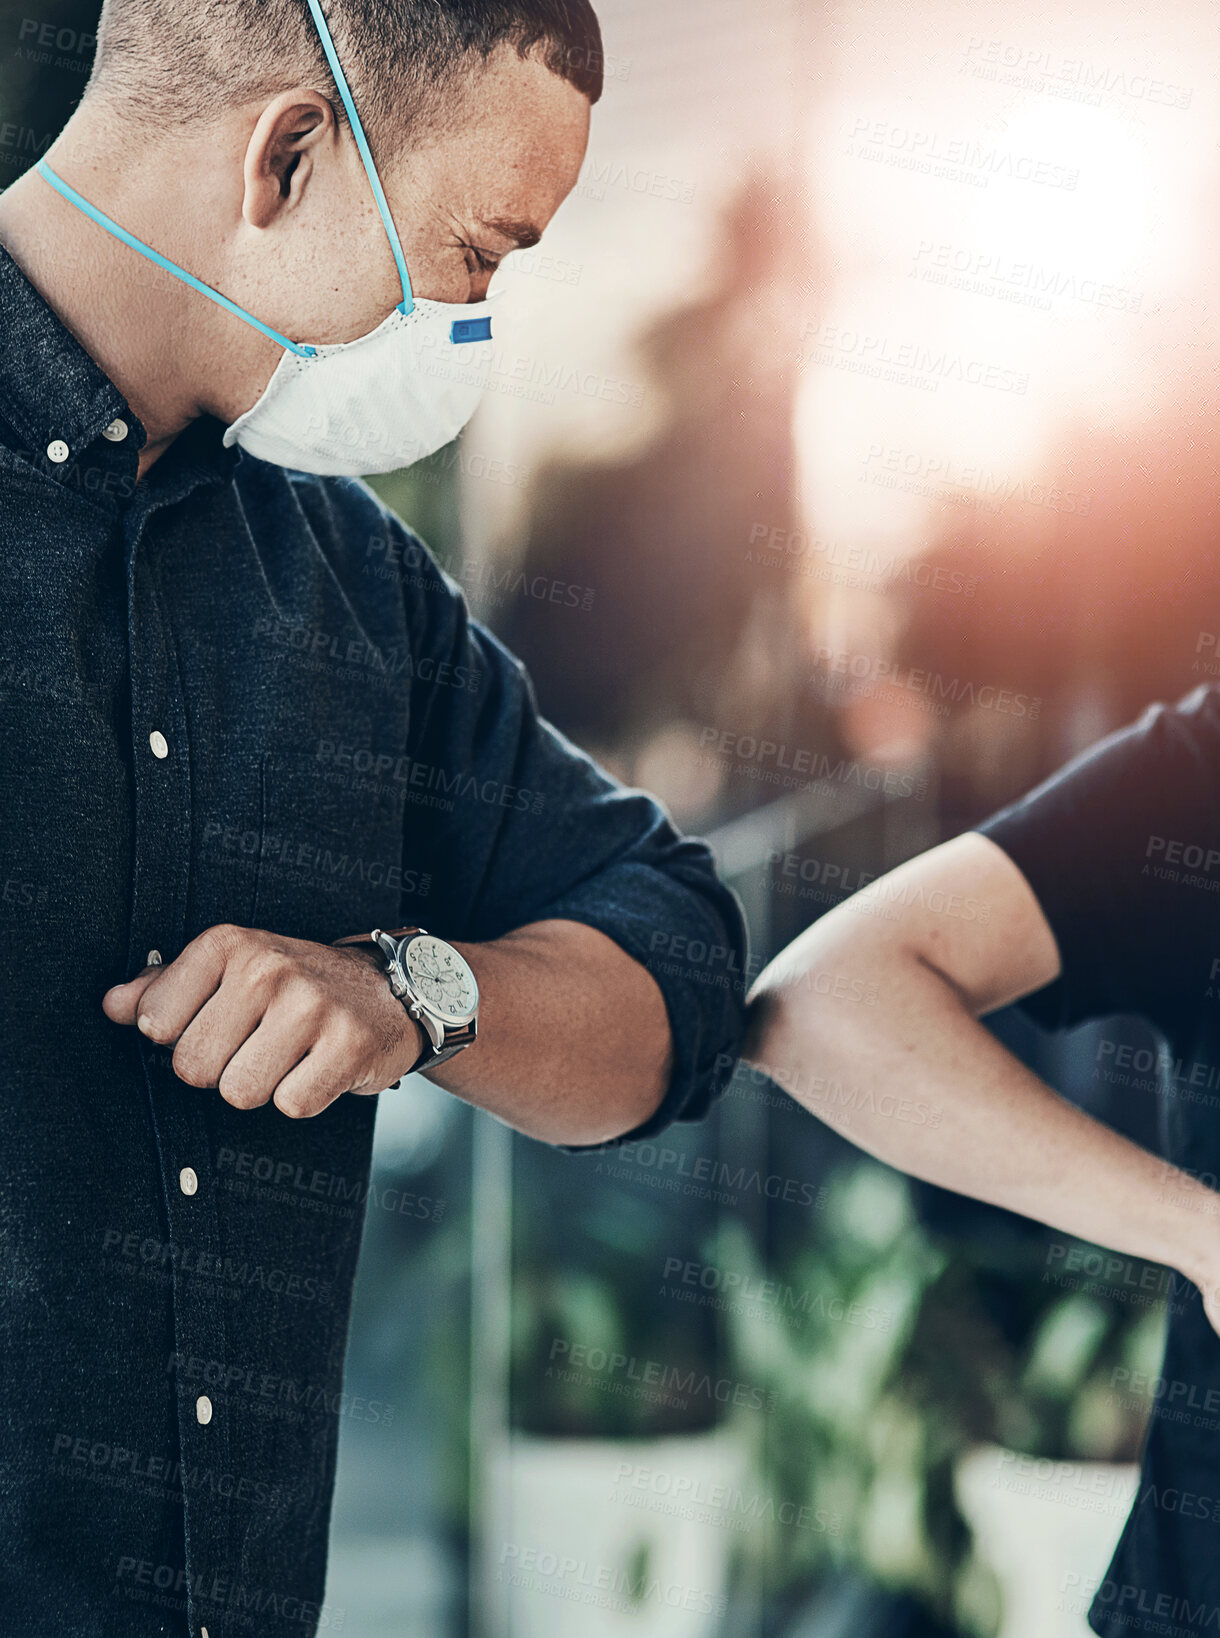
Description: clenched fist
xmin=101 ymin=924 xmax=424 ymax=1119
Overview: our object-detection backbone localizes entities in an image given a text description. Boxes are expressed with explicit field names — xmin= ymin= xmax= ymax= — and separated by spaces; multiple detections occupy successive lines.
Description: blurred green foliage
xmin=723 ymin=1159 xmax=1164 ymax=1635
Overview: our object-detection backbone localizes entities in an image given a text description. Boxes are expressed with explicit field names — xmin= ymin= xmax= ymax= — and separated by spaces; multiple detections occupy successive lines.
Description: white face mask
xmin=221 ymin=292 xmax=500 ymax=477
xmin=36 ymin=0 xmax=500 ymax=479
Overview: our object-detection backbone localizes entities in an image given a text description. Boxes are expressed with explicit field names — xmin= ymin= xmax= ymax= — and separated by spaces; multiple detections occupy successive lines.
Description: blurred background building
xmin=5 ymin=0 xmax=1219 ymax=1631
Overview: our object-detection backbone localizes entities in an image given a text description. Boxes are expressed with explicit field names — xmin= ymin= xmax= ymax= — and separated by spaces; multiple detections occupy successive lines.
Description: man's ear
xmin=243 ymin=89 xmax=336 ymax=229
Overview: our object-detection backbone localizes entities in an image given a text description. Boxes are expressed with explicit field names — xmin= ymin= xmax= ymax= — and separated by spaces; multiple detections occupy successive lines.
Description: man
xmin=746 ymin=680 xmax=1220 ymax=1638
xmin=0 ymin=3 xmax=747 ymax=1633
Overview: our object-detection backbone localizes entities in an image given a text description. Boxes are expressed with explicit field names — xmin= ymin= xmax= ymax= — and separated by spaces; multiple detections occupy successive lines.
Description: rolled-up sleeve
xmin=395 ymin=521 xmax=749 ymax=1143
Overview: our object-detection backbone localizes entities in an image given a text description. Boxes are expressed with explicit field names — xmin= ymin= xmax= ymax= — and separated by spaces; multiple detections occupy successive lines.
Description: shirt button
xmin=196 ymin=1395 xmax=213 ymax=1425
xmin=101 ymin=417 xmax=129 ymax=442
xmin=147 ymin=949 xmax=163 ymax=967
xmin=180 ymin=1167 xmax=199 ymax=1196
xmin=46 ymin=439 xmax=69 ymax=464
xmin=149 ymin=730 xmax=169 ymax=759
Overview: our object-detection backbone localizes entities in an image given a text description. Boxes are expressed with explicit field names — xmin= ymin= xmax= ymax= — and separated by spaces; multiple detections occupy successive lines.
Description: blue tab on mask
xmin=451 ymin=317 xmax=493 ymax=345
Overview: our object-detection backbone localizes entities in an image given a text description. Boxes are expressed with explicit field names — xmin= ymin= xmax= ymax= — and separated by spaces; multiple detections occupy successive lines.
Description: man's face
xmin=230 ymin=43 xmax=592 ymax=356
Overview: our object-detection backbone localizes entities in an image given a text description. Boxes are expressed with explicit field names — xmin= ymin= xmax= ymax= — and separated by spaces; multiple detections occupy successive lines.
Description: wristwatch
xmin=332 ymin=925 xmax=479 ymax=1074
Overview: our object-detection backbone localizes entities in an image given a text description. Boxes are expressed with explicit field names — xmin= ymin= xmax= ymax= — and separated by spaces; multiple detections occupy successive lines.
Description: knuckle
xmin=282 ymin=978 xmax=327 ymax=1023
xmin=247 ymin=947 xmax=291 ymax=988
xmin=201 ymin=922 xmax=244 ymax=958
xmin=329 ymin=1014 xmax=366 ymax=1056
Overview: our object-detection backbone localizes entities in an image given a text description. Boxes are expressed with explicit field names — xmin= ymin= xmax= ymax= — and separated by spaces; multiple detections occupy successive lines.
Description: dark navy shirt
xmin=0 ymin=243 xmax=747 ymax=1637
xmin=977 ymin=682 xmax=1220 ymax=1638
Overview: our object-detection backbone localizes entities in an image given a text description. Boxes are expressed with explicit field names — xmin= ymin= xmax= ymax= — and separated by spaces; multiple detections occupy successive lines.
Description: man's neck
xmin=0 ymin=112 xmax=230 ymax=478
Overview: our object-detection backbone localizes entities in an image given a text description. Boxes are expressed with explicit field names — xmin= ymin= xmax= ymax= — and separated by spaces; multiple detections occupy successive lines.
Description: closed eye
xmin=463 ymin=244 xmax=503 ymax=276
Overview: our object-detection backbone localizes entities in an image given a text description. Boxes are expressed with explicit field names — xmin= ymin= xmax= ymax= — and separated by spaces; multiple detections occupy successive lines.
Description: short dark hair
xmin=87 ymin=0 xmax=604 ymax=146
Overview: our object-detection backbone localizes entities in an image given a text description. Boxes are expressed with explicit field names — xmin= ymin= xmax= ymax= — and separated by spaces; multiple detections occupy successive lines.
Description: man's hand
xmin=102 ymin=917 xmax=673 ymax=1146
xmin=101 ymin=924 xmax=424 ymax=1118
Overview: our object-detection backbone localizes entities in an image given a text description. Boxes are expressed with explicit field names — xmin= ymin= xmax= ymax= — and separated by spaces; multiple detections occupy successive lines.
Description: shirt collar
xmin=0 ymin=242 xmax=142 ymax=462
xmin=0 ymin=241 xmax=241 ymax=505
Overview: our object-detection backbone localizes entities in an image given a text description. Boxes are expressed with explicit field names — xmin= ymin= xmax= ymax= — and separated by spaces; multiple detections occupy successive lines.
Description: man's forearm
xmin=745 ymin=923 xmax=1220 ymax=1300
xmin=429 ymin=919 xmax=673 ymax=1147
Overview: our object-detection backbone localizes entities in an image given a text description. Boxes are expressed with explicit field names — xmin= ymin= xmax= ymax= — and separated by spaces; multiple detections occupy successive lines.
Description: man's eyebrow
xmin=479 ymin=215 xmax=543 ymax=250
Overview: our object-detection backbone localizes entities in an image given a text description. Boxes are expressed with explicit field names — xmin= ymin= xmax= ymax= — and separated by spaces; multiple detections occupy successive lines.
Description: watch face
xmin=401 ymin=935 xmax=478 ymax=1022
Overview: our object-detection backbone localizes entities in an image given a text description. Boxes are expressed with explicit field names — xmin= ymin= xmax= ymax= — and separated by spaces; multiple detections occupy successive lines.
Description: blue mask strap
xmin=35 ymin=158 xmax=318 ymax=360
xmin=305 ymin=0 xmax=415 ymax=316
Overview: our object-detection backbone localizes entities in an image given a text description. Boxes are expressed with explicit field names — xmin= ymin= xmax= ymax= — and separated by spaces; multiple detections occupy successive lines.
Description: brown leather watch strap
xmin=412 ymin=1018 xmax=478 ymax=1073
xmin=331 ymin=926 xmax=421 ymax=948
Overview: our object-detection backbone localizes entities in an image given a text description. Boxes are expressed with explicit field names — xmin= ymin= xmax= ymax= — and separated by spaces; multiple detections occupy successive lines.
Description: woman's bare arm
xmin=745 ymin=832 xmax=1220 ymax=1330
